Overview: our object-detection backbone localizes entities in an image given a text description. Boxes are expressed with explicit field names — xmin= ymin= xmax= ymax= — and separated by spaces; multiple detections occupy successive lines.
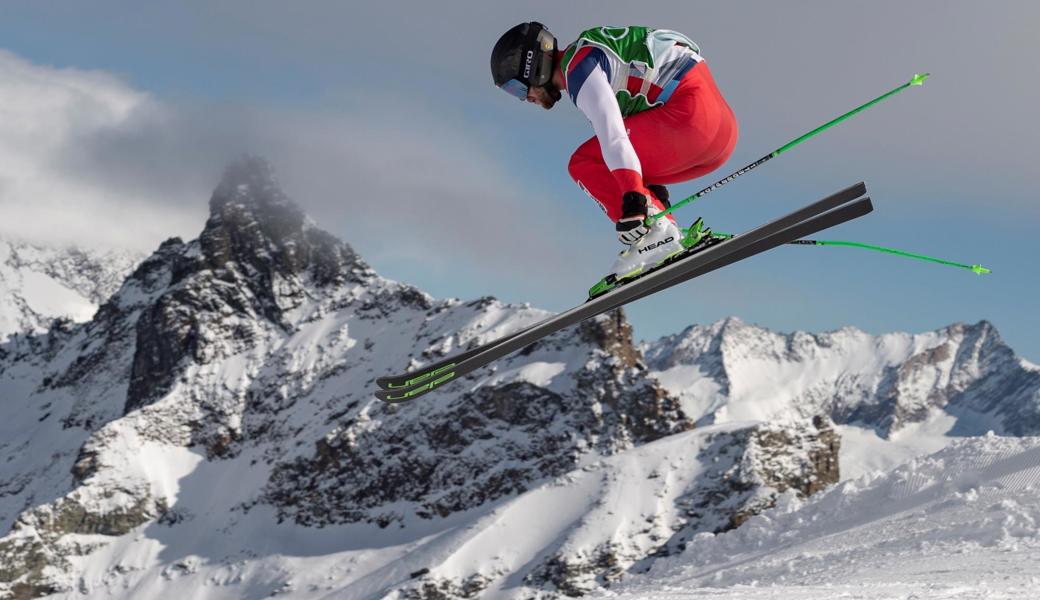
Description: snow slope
xmin=0 ymin=239 xmax=139 ymax=340
xmin=47 ymin=420 xmax=834 ymax=599
xmin=607 ymin=434 xmax=1040 ymax=600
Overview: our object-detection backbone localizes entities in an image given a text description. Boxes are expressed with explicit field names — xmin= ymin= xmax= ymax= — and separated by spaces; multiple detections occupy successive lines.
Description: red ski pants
xmin=567 ymin=61 xmax=738 ymax=222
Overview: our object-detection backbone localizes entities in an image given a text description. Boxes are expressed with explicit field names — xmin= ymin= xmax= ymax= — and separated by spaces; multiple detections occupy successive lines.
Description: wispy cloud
xmin=0 ymin=49 xmax=206 ymax=250
xmin=0 ymin=49 xmax=579 ymax=288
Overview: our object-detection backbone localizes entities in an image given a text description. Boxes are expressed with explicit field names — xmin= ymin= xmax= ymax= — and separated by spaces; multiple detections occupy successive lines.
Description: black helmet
xmin=490 ymin=22 xmax=557 ymax=100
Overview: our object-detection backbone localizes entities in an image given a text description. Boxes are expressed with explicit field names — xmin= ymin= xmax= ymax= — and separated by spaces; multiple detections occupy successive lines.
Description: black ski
xmin=377 ymin=182 xmax=869 ymax=402
xmin=376 ymin=183 xmax=868 ymax=398
xmin=376 ymin=183 xmax=869 ymax=393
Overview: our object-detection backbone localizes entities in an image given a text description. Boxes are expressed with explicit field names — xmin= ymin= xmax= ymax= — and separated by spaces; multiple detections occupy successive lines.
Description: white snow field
xmin=604 ymin=434 xmax=1040 ymax=600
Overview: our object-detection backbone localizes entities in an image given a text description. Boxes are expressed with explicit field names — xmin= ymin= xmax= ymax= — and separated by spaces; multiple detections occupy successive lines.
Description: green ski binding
xmin=587 ymin=218 xmax=715 ymax=299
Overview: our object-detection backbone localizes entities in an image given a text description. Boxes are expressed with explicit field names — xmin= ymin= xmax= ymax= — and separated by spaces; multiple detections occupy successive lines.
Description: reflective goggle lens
xmin=499 ymin=78 xmax=529 ymax=101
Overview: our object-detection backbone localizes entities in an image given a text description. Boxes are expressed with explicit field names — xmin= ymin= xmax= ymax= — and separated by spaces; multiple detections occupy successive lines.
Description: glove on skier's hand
xmin=616 ymin=220 xmax=649 ymax=246
xmin=616 ymin=189 xmax=668 ymax=245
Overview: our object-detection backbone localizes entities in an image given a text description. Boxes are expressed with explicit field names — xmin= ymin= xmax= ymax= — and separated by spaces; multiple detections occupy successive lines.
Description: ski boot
xmin=640 ymin=185 xmax=716 ymax=255
xmin=644 ymin=185 xmax=716 ymax=254
xmin=588 ymin=191 xmax=715 ymax=299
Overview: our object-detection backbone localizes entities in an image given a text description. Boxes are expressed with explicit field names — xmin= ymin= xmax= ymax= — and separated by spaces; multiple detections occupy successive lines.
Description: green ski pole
xmin=712 ymin=231 xmax=990 ymax=275
xmin=793 ymin=238 xmax=990 ymax=274
xmin=648 ymin=73 xmax=930 ymax=226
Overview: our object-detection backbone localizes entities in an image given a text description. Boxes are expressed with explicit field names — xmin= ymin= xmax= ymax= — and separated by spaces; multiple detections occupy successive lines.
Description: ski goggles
xmin=498 ymin=78 xmax=530 ymax=101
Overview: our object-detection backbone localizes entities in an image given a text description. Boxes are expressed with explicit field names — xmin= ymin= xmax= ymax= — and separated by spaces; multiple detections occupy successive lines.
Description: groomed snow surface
xmin=604 ymin=434 xmax=1040 ymax=600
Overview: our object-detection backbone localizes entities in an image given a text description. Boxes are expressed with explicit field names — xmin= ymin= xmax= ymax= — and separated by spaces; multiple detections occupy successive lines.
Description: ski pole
xmin=712 ymin=232 xmax=990 ymax=275
xmin=648 ymin=73 xmax=930 ymax=226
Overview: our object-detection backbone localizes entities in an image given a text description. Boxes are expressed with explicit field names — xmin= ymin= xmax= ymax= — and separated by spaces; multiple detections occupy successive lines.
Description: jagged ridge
xmin=645 ymin=317 xmax=1040 ymax=437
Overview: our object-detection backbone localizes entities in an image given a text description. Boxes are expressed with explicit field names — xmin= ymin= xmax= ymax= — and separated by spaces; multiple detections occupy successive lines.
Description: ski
xmin=626 ymin=195 xmax=874 ymax=308
xmin=376 ymin=183 xmax=869 ymax=402
xmin=376 ymin=183 xmax=861 ymax=393
xmin=377 ymin=182 xmax=867 ymax=394
xmin=377 ymin=196 xmax=870 ymax=403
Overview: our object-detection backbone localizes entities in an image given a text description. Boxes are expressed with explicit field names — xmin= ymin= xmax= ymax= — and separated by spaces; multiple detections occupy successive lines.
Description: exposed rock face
xmin=727 ymin=416 xmax=841 ymax=529
xmin=399 ymin=574 xmax=492 ymax=600
xmin=516 ymin=418 xmax=841 ymax=596
xmin=0 ymin=490 xmax=158 ymax=599
xmin=645 ymin=317 xmax=1040 ymax=437
xmin=265 ymin=311 xmax=692 ymax=527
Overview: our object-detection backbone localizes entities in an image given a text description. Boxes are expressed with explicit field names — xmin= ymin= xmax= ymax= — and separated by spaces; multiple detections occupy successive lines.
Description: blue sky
xmin=1 ymin=1 xmax=1037 ymax=360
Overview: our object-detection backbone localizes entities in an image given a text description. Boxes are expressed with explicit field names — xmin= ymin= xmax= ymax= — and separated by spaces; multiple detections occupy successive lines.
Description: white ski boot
xmin=610 ymin=215 xmax=686 ymax=281
xmin=588 ymin=215 xmax=714 ymax=299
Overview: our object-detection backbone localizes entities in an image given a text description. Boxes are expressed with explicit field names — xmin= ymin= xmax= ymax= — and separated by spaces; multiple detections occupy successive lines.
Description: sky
xmin=0 ymin=1 xmax=1037 ymax=360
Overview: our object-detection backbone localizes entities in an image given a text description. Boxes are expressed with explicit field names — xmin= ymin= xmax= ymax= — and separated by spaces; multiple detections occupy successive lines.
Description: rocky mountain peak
xmin=198 ymin=156 xmax=364 ymax=286
xmin=208 ymin=155 xmax=294 ymax=215
xmin=940 ymin=319 xmax=1009 ymax=370
xmin=579 ymin=308 xmax=642 ymax=369
xmin=123 ymin=157 xmax=378 ymax=415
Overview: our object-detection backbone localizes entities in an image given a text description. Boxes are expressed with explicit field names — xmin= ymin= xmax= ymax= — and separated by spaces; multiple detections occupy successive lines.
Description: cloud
xmin=0 ymin=49 xmax=208 ymax=250
xmin=0 ymin=49 xmax=579 ymax=288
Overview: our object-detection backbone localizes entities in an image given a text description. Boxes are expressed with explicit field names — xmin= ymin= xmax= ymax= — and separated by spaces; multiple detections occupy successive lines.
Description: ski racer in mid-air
xmin=490 ymin=22 xmax=738 ymax=282
xmin=380 ymin=32 xmax=943 ymax=402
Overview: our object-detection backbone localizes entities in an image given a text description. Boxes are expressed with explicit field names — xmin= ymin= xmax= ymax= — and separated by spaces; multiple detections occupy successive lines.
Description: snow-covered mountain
xmin=645 ymin=317 xmax=1040 ymax=436
xmin=0 ymin=158 xmax=839 ymax=598
xmin=645 ymin=317 xmax=1040 ymax=480
xmin=0 ymin=239 xmax=139 ymax=340
xmin=0 ymin=157 xmax=1035 ymax=599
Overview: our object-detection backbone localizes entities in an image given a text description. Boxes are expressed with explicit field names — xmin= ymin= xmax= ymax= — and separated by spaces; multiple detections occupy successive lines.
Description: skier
xmin=491 ymin=23 xmax=738 ymax=282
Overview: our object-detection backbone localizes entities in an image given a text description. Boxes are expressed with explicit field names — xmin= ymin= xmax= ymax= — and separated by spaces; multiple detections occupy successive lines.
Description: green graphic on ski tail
xmin=561 ymin=26 xmax=702 ymax=117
